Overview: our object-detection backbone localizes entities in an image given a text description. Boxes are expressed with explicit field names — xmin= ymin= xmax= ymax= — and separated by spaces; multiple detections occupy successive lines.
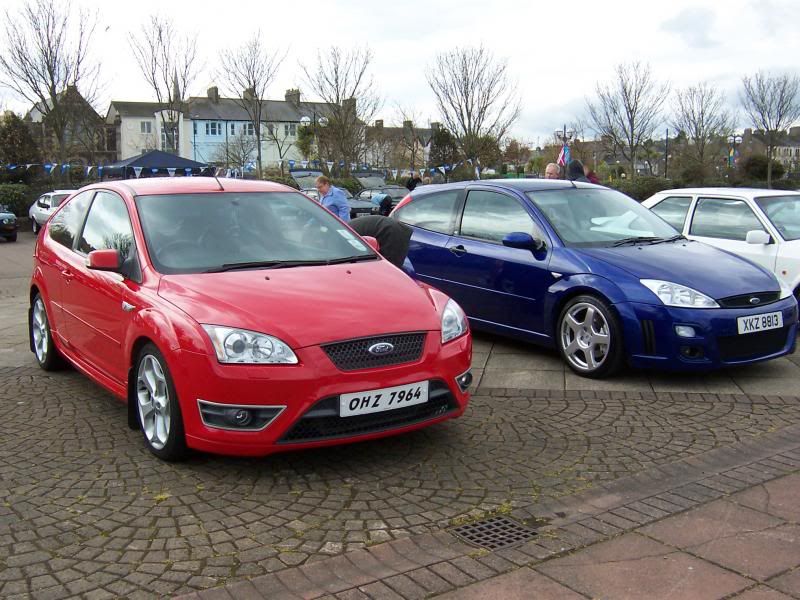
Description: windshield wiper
xmin=206 ymin=255 xmax=377 ymax=273
xmin=612 ymin=236 xmax=663 ymax=247
xmin=649 ymin=234 xmax=686 ymax=245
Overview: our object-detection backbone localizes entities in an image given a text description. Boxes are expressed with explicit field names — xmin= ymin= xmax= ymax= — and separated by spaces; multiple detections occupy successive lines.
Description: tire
xmin=30 ymin=293 xmax=66 ymax=371
xmin=32 ymin=220 xmax=40 ymax=234
xmin=8 ymin=234 xmax=17 ymax=242
xmin=134 ymin=343 xmax=188 ymax=461
xmin=557 ymin=294 xmax=624 ymax=378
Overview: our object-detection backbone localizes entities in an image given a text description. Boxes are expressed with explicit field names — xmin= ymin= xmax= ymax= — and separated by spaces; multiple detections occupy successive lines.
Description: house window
xmin=230 ymin=123 xmax=236 ymax=135
xmin=284 ymin=123 xmax=297 ymax=137
xmin=140 ymin=121 xmax=152 ymax=134
xmin=205 ymin=122 xmax=221 ymax=136
xmin=245 ymin=123 xmax=255 ymax=136
xmin=267 ymin=123 xmax=274 ymax=136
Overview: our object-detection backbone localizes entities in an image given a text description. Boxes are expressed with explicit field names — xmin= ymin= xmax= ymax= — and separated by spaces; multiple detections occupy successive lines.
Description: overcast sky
xmin=1 ymin=0 xmax=799 ymax=146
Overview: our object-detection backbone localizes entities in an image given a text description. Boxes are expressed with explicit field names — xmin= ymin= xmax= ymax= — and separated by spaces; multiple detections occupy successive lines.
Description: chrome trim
xmin=197 ymin=399 xmax=286 ymax=432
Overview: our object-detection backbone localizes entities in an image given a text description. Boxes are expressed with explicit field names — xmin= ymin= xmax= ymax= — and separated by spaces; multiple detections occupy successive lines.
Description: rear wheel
xmin=557 ymin=295 xmax=624 ymax=378
xmin=6 ymin=234 xmax=16 ymax=242
xmin=135 ymin=344 xmax=188 ymax=461
xmin=32 ymin=220 xmax=40 ymax=234
xmin=30 ymin=294 xmax=65 ymax=370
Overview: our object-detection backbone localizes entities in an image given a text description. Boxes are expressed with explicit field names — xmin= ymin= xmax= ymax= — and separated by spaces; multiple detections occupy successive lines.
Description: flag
xmin=167 ymin=168 xmax=176 ymax=177
xmin=557 ymin=143 xmax=571 ymax=166
xmin=133 ymin=167 xmax=143 ymax=178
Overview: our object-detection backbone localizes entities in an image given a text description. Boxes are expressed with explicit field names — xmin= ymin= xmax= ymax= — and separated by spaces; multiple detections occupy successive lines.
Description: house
xmin=105 ymin=101 xmax=191 ymax=160
xmin=365 ymin=120 xmax=434 ymax=170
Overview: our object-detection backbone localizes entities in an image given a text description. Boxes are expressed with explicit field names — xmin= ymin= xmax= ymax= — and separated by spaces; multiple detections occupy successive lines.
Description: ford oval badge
xmin=749 ymin=297 xmax=761 ymax=305
xmin=368 ymin=342 xmax=395 ymax=356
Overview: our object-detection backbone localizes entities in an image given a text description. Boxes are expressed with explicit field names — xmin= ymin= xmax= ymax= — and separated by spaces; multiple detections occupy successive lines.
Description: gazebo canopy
xmin=103 ymin=150 xmax=208 ymax=178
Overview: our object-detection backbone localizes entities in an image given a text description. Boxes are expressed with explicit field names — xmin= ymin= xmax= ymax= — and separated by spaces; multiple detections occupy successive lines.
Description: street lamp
xmin=727 ymin=134 xmax=742 ymax=168
xmin=554 ymin=125 xmax=575 ymax=175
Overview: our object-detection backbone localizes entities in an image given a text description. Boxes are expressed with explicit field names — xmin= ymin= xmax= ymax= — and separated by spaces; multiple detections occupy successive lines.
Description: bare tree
xmin=301 ymin=47 xmax=381 ymax=176
xmin=263 ymin=123 xmax=296 ymax=176
xmin=0 ymin=0 xmax=99 ymax=163
xmin=587 ymin=62 xmax=670 ymax=178
xmin=130 ymin=16 xmax=198 ymax=154
xmin=426 ymin=45 xmax=520 ymax=163
xmin=218 ymin=33 xmax=285 ymax=177
xmin=670 ymin=82 xmax=732 ymax=177
xmin=211 ymin=133 xmax=258 ymax=172
xmin=741 ymin=71 xmax=800 ymax=187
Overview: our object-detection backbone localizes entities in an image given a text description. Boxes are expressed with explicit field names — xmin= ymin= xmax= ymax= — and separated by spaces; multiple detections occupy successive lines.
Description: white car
xmin=28 ymin=189 xmax=75 ymax=233
xmin=643 ymin=188 xmax=800 ymax=298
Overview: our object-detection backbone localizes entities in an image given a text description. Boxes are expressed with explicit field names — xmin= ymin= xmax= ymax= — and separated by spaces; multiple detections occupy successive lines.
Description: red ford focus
xmin=29 ymin=178 xmax=472 ymax=460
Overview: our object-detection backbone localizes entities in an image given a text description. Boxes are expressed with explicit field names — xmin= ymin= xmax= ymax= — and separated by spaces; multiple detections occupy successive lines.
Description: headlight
xmin=640 ymin=279 xmax=719 ymax=308
xmin=779 ymin=279 xmax=793 ymax=300
xmin=441 ymin=299 xmax=468 ymax=343
xmin=202 ymin=325 xmax=298 ymax=364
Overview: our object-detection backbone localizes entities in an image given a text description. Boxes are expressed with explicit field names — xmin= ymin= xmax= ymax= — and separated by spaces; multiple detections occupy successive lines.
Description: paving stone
xmin=435 ymin=567 xmax=585 ymax=600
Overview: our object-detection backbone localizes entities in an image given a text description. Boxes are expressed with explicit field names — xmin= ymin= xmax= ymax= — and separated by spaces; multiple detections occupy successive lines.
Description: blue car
xmin=393 ymin=180 xmax=798 ymax=377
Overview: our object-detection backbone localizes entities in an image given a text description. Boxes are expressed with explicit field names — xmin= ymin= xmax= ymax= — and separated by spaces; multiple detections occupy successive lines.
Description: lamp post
xmin=727 ymin=134 xmax=742 ymax=169
xmin=554 ymin=125 xmax=575 ymax=175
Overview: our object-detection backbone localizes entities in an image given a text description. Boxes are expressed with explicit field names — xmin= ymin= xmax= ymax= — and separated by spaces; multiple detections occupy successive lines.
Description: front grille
xmin=279 ymin=380 xmax=457 ymax=444
xmin=718 ymin=292 xmax=780 ymax=309
xmin=322 ymin=332 xmax=426 ymax=371
xmin=717 ymin=326 xmax=789 ymax=361
xmin=640 ymin=319 xmax=657 ymax=355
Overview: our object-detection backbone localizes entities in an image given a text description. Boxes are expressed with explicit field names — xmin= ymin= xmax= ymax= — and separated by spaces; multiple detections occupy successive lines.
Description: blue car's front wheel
xmin=557 ymin=295 xmax=624 ymax=378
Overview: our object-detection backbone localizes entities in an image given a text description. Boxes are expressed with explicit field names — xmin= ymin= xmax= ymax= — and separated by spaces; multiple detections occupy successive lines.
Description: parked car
xmin=1 ymin=204 xmax=18 ymax=242
xmin=359 ymin=185 xmax=409 ymax=208
xmin=643 ymin=188 xmax=800 ymax=300
xmin=29 ymin=178 xmax=472 ymax=460
xmin=393 ymin=180 xmax=798 ymax=378
xmin=301 ymin=186 xmax=376 ymax=219
xmin=29 ymin=190 xmax=75 ymax=233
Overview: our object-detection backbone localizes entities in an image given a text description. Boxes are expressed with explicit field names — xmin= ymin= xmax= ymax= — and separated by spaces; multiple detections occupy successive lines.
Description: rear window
xmin=394 ymin=190 xmax=460 ymax=235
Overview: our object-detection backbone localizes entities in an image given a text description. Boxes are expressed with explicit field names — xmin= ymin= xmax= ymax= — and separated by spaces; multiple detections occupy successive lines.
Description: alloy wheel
xmin=136 ymin=354 xmax=171 ymax=450
xmin=560 ymin=302 xmax=611 ymax=372
xmin=31 ymin=297 xmax=49 ymax=364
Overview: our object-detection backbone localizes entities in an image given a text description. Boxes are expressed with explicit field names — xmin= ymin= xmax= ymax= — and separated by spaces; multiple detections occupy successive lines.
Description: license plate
xmin=339 ymin=381 xmax=429 ymax=417
xmin=737 ymin=311 xmax=783 ymax=334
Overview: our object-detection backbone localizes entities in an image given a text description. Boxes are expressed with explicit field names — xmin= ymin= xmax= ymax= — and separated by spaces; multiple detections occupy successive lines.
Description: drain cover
xmin=451 ymin=516 xmax=537 ymax=550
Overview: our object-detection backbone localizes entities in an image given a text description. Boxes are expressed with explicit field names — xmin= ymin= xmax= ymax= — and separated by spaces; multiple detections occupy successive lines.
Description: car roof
xmin=82 ymin=177 xmax=295 ymax=196
xmin=651 ymin=187 xmax=800 ymax=199
xmin=51 ymin=189 xmax=77 ymax=194
xmin=411 ymin=178 xmax=591 ymax=194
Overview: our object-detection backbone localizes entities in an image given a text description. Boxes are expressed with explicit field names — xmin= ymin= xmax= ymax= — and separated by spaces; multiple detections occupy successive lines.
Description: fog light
xmin=679 ymin=346 xmax=704 ymax=360
xmin=227 ymin=408 xmax=253 ymax=427
xmin=198 ymin=400 xmax=284 ymax=431
xmin=675 ymin=325 xmax=696 ymax=338
xmin=456 ymin=370 xmax=473 ymax=392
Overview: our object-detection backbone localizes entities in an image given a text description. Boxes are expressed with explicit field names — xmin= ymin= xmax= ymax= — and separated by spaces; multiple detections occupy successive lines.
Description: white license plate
xmin=737 ymin=311 xmax=783 ymax=335
xmin=339 ymin=381 xmax=429 ymax=417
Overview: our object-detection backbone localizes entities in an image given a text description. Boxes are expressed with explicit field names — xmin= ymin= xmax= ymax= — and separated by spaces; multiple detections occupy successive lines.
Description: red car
xmin=29 ymin=178 xmax=472 ymax=460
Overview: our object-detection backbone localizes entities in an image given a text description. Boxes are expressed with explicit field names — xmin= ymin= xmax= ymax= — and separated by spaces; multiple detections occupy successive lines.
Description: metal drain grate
xmin=451 ymin=516 xmax=537 ymax=550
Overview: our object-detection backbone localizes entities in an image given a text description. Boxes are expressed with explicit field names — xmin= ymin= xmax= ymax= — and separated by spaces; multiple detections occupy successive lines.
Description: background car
xmin=0 ymin=204 xmax=18 ymax=242
xmin=393 ymin=179 xmax=797 ymax=378
xmin=359 ymin=185 xmax=409 ymax=209
xmin=29 ymin=178 xmax=472 ymax=460
xmin=301 ymin=186 xmax=376 ymax=219
xmin=643 ymin=188 xmax=800 ymax=300
xmin=28 ymin=189 xmax=75 ymax=233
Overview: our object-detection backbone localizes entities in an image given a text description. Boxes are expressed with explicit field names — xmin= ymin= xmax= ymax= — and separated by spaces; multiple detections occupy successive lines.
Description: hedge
xmin=0 ymin=184 xmax=34 ymax=216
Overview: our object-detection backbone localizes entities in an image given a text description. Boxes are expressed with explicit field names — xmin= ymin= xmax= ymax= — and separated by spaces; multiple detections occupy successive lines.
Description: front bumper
xmin=0 ymin=222 xmax=18 ymax=235
xmin=617 ymin=297 xmax=798 ymax=371
xmin=169 ymin=331 xmax=472 ymax=456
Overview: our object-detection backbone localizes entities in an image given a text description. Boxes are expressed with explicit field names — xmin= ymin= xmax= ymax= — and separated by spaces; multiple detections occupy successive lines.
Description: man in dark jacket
xmin=566 ymin=159 xmax=590 ymax=183
xmin=406 ymin=171 xmax=423 ymax=191
xmin=349 ymin=215 xmax=412 ymax=268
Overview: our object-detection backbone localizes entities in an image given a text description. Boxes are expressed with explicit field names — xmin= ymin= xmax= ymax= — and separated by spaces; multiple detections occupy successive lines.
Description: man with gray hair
xmin=544 ymin=163 xmax=560 ymax=179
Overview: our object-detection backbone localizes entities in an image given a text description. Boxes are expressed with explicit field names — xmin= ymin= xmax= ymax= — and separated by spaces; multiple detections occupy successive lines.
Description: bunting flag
xmin=133 ymin=167 xmax=143 ymax=178
xmin=167 ymin=168 xmax=176 ymax=177
xmin=391 ymin=169 xmax=398 ymax=179
xmin=475 ymin=166 xmax=481 ymax=179
xmin=467 ymin=159 xmax=473 ymax=166
xmin=61 ymin=164 xmax=69 ymax=174
xmin=557 ymin=143 xmax=570 ymax=167
xmin=150 ymin=168 xmax=158 ymax=174
xmin=327 ymin=161 xmax=334 ymax=170
xmin=288 ymin=160 xmax=295 ymax=168
xmin=26 ymin=164 xmax=35 ymax=171
xmin=301 ymin=160 xmax=309 ymax=168
xmin=350 ymin=163 xmax=357 ymax=171
xmin=8 ymin=164 xmax=17 ymax=170
xmin=98 ymin=166 xmax=104 ymax=176
xmin=86 ymin=166 xmax=93 ymax=177
xmin=438 ymin=166 xmax=446 ymax=175
xmin=184 ymin=168 xmax=192 ymax=174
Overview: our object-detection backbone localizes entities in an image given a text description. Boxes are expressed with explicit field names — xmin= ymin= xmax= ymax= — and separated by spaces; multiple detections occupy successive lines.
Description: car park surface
xmin=643 ymin=187 xmax=800 ymax=298
xmin=394 ymin=180 xmax=798 ymax=377
xmin=28 ymin=178 xmax=472 ymax=460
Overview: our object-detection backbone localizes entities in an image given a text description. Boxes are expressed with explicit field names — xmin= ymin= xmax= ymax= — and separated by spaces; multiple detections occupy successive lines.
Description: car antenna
xmin=213 ymin=172 xmax=225 ymax=191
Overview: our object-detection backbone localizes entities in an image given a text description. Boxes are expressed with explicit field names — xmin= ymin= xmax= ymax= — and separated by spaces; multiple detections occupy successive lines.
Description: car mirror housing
xmin=745 ymin=230 xmax=771 ymax=245
xmin=502 ymin=231 xmax=545 ymax=252
xmin=86 ymin=249 xmax=122 ymax=272
xmin=362 ymin=235 xmax=381 ymax=252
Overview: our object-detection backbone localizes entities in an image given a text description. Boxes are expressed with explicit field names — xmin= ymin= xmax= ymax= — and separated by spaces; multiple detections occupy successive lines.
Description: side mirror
xmin=86 ymin=249 xmax=122 ymax=272
xmin=745 ymin=230 xmax=771 ymax=245
xmin=37 ymin=198 xmax=48 ymax=208
xmin=502 ymin=231 xmax=545 ymax=252
xmin=362 ymin=235 xmax=381 ymax=252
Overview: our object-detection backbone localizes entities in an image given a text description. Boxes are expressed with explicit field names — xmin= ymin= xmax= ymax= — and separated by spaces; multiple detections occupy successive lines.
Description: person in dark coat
xmin=349 ymin=215 xmax=412 ymax=268
xmin=406 ymin=171 xmax=423 ymax=191
xmin=566 ymin=159 xmax=590 ymax=183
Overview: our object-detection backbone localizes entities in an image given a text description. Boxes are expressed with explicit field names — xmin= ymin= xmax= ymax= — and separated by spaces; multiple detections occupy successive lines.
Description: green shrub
xmin=608 ymin=176 xmax=677 ymax=201
xmin=0 ymin=183 xmax=32 ymax=216
xmin=331 ymin=177 xmax=362 ymax=195
xmin=741 ymin=155 xmax=785 ymax=180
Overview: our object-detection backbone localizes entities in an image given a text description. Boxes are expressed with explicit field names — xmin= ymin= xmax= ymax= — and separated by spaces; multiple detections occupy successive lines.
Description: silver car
xmin=28 ymin=190 xmax=74 ymax=233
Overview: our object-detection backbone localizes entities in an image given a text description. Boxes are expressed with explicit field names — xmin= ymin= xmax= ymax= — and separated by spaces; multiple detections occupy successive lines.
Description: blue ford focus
xmin=392 ymin=180 xmax=798 ymax=378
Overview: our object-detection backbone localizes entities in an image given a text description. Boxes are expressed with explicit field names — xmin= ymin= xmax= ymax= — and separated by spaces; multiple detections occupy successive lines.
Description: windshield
xmin=135 ymin=192 xmax=375 ymax=274
xmin=755 ymin=195 xmax=800 ymax=241
xmin=527 ymin=188 xmax=678 ymax=247
xmin=292 ymin=175 xmax=321 ymax=189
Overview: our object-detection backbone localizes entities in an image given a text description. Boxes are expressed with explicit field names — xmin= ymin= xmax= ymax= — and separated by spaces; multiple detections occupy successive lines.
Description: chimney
xmin=431 ymin=122 xmax=441 ymax=131
xmin=243 ymin=88 xmax=255 ymax=101
xmin=403 ymin=120 xmax=413 ymax=130
xmin=789 ymin=126 xmax=800 ymax=138
xmin=285 ymin=88 xmax=301 ymax=104
xmin=374 ymin=119 xmax=383 ymax=128
xmin=207 ymin=86 xmax=219 ymax=104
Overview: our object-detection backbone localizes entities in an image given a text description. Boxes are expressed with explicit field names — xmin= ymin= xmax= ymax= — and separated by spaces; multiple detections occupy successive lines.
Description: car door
xmin=32 ymin=194 xmax=50 ymax=224
xmin=37 ymin=190 xmax=95 ymax=342
xmin=60 ymin=190 xmax=140 ymax=384
xmin=393 ymin=188 xmax=463 ymax=285
xmin=442 ymin=188 xmax=553 ymax=334
xmin=688 ymin=196 xmax=779 ymax=273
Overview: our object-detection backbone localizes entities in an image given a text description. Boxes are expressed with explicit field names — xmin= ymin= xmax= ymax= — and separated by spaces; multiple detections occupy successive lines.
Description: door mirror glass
xmin=362 ymin=235 xmax=380 ymax=252
xmin=86 ymin=249 xmax=121 ymax=271
xmin=745 ymin=229 xmax=771 ymax=245
xmin=37 ymin=197 xmax=49 ymax=208
xmin=502 ymin=231 xmax=544 ymax=251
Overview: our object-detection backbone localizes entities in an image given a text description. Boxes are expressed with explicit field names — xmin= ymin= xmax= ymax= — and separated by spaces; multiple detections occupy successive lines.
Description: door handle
xmin=449 ymin=245 xmax=467 ymax=257
xmin=61 ymin=269 xmax=75 ymax=282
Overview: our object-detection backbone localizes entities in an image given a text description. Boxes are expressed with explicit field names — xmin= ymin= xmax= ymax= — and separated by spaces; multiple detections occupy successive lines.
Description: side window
xmin=690 ymin=197 xmax=765 ymax=241
xmin=460 ymin=190 xmax=540 ymax=243
xmin=77 ymin=191 xmax=136 ymax=261
xmin=650 ymin=196 xmax=692 ymax=231
xmin=48 ymin=190 xmax=93 ymax=249
xmin=394 ymin=190 xmax=460 ymax=234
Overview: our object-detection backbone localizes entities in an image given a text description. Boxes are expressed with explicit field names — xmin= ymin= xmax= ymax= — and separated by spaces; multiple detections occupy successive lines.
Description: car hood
xmin=158 ymin=260 xmax=440 ymax=348
xmin=578 ymin=240 xmax=779 ymax=298
xmin=0 ymin=211 xmax=14 ymax=219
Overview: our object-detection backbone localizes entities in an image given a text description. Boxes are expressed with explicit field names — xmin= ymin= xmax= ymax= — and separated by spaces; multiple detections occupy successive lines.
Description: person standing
xmin=544 ymin=163 xmax=561 ymax=179
xmin=315 ymin=175 xmax=350 ymax=222
xmin=406 ymin=171 xmax=422 ymax=191
xmin=566 ymin=159 xmax=590 ymax=183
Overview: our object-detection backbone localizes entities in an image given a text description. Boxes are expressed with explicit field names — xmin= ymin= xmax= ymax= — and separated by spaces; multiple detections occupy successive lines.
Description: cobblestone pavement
xmin=2 ymin=231 xmax=800 ymax=599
